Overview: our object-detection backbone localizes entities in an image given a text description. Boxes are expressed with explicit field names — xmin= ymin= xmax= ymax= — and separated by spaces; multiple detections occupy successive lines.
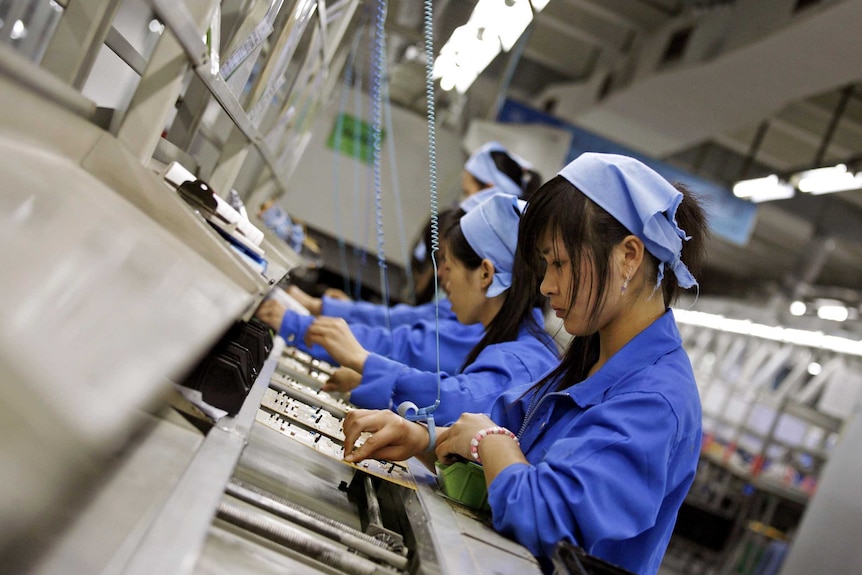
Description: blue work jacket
xmin=278 ymin=305 xmax=484 ymax=374
xmin=350 ymin=309 xmax=559 ymax=426
xmin=322 ymin=296 xmax=449 ymax=329
xmin=487 ymin=309 xmax=702 ymax=575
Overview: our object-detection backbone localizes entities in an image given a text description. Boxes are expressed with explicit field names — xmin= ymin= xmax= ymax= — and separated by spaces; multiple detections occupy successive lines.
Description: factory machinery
xmin=0 ymin=1 xmax=549 ymax=573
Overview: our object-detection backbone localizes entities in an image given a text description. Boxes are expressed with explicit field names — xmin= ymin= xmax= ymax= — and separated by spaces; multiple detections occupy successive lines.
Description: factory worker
xmin=303 ymin=193 xmax=559 ymax=426
xmin=342 ymin=153 xmax=709 ymax=575
xmin=410 ymin=140 xmax=533 ymax=303
xmin=282 ymin=208 xmax=464 ymax=330
xmin=255 ymin=208 xmax=484 ymax=377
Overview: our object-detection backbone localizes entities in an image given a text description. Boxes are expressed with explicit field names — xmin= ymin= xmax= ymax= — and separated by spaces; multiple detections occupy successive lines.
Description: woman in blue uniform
xmin=255 ymin=208 xmax=485 ymax=377
xmin=341 ymin=153 xmax=709 ymax=575
xmin=256 ymin=140 xmax=537 ymax=372
xmin=300 ymin=193 xmax=560 ymax=426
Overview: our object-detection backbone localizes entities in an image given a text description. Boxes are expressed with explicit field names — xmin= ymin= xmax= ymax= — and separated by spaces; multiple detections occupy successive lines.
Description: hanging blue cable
xmin=331 ymin=24 xmax=365 ymax=297
xmin=351 ymin=29 xmax=367 ymax=301
xmin=370 ymin=0 xmax=391 ymax=329
xmin=397 ymin=0 xmax=441 ymax=429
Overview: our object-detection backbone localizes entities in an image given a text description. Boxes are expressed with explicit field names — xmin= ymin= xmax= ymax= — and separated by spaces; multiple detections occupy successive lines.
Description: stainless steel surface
xmin=217 ymin=497 xmax=396 ymax=575
xmin=120 ymin=341 xmax=283 ymax=575
xmin=226 ymin=481 xmax=408 ymax=569
xmin=30 ymin=415 xmax=205 ymax=575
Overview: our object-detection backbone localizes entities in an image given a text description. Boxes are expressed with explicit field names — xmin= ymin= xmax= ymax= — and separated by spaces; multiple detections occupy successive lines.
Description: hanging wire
xmin=424 ymin=0 xmax=441 ymax=390
xmin=383 ymin=77 xmax=415 ymax=303
xmin=370 ymin=0 xmax=391 ymax=329
xmin=331 ymin=24 xmax=365 ymax=297
xmin=396 ymin=0 xmax=441 ymax=425
xmin=351 ymin=28 xmax=367 ymax=301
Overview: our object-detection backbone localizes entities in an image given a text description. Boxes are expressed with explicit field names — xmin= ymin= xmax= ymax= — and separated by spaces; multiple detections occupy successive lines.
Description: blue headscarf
xmin=558 ymin=152 xmax=698 ymax=290
xmin=464 ymin=141 xmax=524 ymax=198
xmin=460 ymin=193 xmax=526 ymax=297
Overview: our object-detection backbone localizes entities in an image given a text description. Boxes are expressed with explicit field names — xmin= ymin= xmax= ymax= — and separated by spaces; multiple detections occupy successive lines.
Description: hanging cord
xmin=331 ymin=24 xmax=365 ymax=297
xmin=351 ymin=27 xmax=367 ymax=301
xmin=383 ymin=77 xmax=414 ymax=303
xmin=398 ymin=0 xmax=441 ymax=426
xmin=370 ymin=0 xmax=391 ymax=329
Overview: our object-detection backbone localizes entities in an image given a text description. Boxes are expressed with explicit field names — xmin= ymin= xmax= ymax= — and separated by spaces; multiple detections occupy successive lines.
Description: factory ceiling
xmin=381 ymin=0 xmax=862 ymax=335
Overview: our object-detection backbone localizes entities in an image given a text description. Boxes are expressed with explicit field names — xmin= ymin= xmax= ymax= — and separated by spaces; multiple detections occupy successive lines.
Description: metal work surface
xmin=194 ymin=349 xmax=543 ymax=575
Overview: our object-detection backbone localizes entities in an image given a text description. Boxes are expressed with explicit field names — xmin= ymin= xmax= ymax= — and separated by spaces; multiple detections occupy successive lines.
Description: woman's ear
xmin=479 ymin=258 xmax=496 ymax=290
xmin=620 ymin=235 xmax=646 ymax=272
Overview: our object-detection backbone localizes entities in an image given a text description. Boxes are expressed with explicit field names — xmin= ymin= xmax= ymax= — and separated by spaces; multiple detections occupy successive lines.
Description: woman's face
xmin=538 ymin=231 xmax=602 ymax=336
xmin=461 ymin=170 xmax=486 ymax=196
xmin=443 ymin=249 xmax=487 ymax=325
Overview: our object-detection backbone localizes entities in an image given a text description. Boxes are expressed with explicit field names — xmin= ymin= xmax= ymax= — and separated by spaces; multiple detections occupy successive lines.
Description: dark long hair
xmin=518 ymin=175 xmax=708 ymax=390
xmin=471 ymin=150 xmax=528 ymax=195
xmin=445 ymin=219 xmax=555 ymax=371
xmin=409 ymin=207 xmax=461 ymax=304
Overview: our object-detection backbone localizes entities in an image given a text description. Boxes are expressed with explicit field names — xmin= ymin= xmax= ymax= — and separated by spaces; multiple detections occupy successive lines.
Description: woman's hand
xmin=322 ymin=367 xmax=362 ymax=393
xmin=342 ymin=409 xmax=431 ymax=463
xmin=435 ymin=412 xmax=496 ymax=464
xmin=322 ymin=287 xmax=352 ymax=302
xmin=437 ymin=413 xmax=529 ymax=483
xmin=254 ymin=300 xmax=286 ymax=332
xmin=305 ymin=317 xmax=369 ymax=372
xmin=286 ymin=285 xmax=323 ymax=315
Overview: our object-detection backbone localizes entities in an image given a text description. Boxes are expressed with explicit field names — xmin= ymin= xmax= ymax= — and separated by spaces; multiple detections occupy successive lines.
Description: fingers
xmin=287 ymin=285 xmax=322 ymax=315
xmin=323 ymin=288 xmax=352 ymax=301
xmin=254 ymin=300 xmax=286 ymax=331
xmin=342 ymin=410 xmax=400 ymax=462
xmin=322 ymin=367 xmax=361 ymax=393
xmin=305 ymin=318 xmax=367 ymax=371
xmin=342 ymin=409 xmax=383 ymax=454
xmin=305 ymin=317 xmax=350 ymax=345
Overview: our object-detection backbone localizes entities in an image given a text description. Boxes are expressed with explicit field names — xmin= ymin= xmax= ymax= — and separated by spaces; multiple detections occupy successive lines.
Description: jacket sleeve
xmin=278 ymin=309 xmax=338 ymax=364
xmin=322 ymin=298 xmax=438 ymax=328
xmin=487 ymin=392 xmax=679 ymax=560
xmin=350 ymin=345 xmax=537 ymax=426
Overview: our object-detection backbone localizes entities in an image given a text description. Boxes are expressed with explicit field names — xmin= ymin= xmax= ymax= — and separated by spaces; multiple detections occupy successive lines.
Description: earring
xmin=620 ymin=268 xmax=632 ymax=294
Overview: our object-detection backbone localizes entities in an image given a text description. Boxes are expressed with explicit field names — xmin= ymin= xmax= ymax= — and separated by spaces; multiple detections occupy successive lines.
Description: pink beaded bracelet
xmin=470 ymin=426 xmax=520 ymax=464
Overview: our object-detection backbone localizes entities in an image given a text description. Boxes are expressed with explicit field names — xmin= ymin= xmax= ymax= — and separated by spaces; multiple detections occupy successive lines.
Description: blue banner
xmin=498 ymin=99 xmax=757 ymax=246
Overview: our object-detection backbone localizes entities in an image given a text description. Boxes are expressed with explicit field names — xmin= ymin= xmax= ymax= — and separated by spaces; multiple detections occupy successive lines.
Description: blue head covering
xmin=464 ymin=141 xmax=524 ymax=198
xmin=460 ymin=193 xmax=526 ymax=297
xmin=459 ymin=187 xmax=500 ymax=213
xmin=558 ymin=152 xmax=698 ymax=290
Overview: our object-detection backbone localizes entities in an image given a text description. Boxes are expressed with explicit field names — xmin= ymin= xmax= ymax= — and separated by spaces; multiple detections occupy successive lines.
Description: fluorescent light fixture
xmin=732 ymin=174 xmax=795 ymax=202
xmin=674 ymin=308 xmax=862 ymax=356
xmin=435 ymin=0 xmax=548 ymax=94
xmin=817 ymin=304 xmax=849 ymax=322
xmin=472 ymin=0 xmax=534 ymax=51
xmin=434 ymin=24 xmax=501 ymax=93
xmin=792 ymin=164 xmax=862 ymax=195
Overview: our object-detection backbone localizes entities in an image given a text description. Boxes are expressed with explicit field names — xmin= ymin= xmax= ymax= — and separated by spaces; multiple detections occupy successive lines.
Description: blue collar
xmin=561 ymin=309 xmax=683 ymax=408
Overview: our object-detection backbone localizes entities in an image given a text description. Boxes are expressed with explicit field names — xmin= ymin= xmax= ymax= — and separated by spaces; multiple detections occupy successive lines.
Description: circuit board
xmin=255 ymin=408 xmax=416 ymax=490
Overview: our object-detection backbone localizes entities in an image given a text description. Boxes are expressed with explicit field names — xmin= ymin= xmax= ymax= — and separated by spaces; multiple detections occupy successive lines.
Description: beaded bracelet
xmin=470 ymin=426 xmax=520 ymax=464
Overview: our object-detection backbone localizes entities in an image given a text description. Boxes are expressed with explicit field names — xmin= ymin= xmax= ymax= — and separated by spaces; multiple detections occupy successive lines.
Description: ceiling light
xmin=434 ymin=0 xmax=548 ymax=94
xmin=816 ymin=304 xmax=849 ymax=322
xmin=792 ymin=164 xmax=862 ymax=195
xmin=471 ymin=0 xmax=534 ymax=51
xmin=732 ymin=174 xmax=795 ymax=203
xmin=674 ymin=309 xmax=862 ymax=356
xmin=10 ymin=20 xmax=26 ymax=40
xmin=807 ymin=362 xmax=822 ymax=376
xmin=789 ymin=300 xmax=807 ymax=316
